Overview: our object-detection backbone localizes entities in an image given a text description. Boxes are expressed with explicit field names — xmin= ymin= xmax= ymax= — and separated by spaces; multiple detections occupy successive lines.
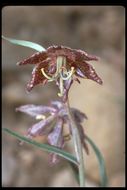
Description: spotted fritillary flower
xmin=17 ymin=46 xmax=103 ymax=101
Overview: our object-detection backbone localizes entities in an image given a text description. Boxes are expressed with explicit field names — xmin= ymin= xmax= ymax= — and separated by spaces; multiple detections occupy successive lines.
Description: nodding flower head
xmin=16 ymin=101 xmax=89 ymax=164
xmin=17 ymin=45 xmax=103 ymax=101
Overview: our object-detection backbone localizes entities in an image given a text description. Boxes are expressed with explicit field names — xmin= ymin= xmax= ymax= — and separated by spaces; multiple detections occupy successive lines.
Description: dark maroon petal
xmin=17 ymin=51 xmax=47 ymax=65
xmin=16 ymin=104 xmax=57 ymax=117
xmin=26 ymin=60 xmax=50 ymax=91
xmin=71 ymin=108 xmax=88 ymax=123
xmin=47 ymin=45 xmax=76 ymax=62
xmin=47 ymin=46 xmax=98 ymax=63
xmin=74 ymin=49 xmax=99 ymax=62
xmin=77 ymin=61 xmax=103 ymax=85
xmin=27 ymin=115 xmax=56 ymax=137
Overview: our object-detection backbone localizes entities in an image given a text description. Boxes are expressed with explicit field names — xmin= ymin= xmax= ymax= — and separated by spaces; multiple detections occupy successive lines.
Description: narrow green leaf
xmin=3 ymin=128 xmax=78 ymax=165
xmin=69 ymin=162 xmax=79 ymax=185
xmin=2 ymin=35 xmax=46 ymax=52
xmin=86 ymin=135 xmax=108 ymax=187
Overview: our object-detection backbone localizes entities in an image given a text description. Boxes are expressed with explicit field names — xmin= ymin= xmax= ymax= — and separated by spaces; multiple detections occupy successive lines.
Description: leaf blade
xmin=86 ymin=135 xmax=108 ymax=187
xmin=3 ymin=128 xmax=78 ymax=165
xmin=69 ymin=162 xmax=79 ymax=185
xmin=2 ymin=36 xmax=46 ymax=52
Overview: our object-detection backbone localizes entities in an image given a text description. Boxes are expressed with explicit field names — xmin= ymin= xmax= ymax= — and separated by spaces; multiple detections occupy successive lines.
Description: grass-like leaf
xmin=3 ymin=128 xmax=78 ymax=165
xmin=69 ymin=162 xmax=79 ymax=184
xmin=86 ymin=135 xmax=108 ymax=187
xmin=2 ymin=36 xmax=46 ymax=52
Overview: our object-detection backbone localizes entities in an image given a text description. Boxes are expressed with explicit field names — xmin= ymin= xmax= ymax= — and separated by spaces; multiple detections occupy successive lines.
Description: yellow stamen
xmin=60 ymin=67 xmax=75 ymax=80
xmin=41 ymin=57 xmax=75 ymax=98
xmin=58 ymin=92 xmax=63 ymax=97
xmin=41 ymin=68 xmax=54 ymax=80
xmin=36 ymin=115 xmax=46 ymax=120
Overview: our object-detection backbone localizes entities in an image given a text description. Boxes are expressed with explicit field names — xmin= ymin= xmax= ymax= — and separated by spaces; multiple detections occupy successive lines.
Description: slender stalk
xmin=56 ymin=56 xmax=85 ymax=186
xmin=66 ymin=100 xmax=85 ymax=187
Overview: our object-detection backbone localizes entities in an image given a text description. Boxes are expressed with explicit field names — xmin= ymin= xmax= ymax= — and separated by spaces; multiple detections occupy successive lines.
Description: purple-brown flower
xmin=16 ymin=101 xmax=89 ymax=164
xmin=17 ymin=46 xmax=103 ymax=95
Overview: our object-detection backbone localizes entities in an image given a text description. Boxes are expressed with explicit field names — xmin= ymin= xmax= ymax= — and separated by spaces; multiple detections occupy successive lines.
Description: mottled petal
xmin=16 ymin=104 xmax=57 ymax=117
xmin=27 ymin=115 xmax=56 ymax=137
xmin=71 ymin=108 xmax=88 ymax=123
xmin=50 ymin=101 xmax=63 ymax=110
xmin=75 ymin=68 xmax=85 ymax=78
xmin=47 ymin=45 xmax=76 ymax=62
xmin=48 ymin=118 xmax=64 ymax=164
xmin=63 ymin=78 xmax=73 ymax=102
xmin=17 ymin=51 xmax=47 ymax=65
xmin=58 ymin=107 xmax=68 ymax=118
xmin=74 ymin=49 xmax=99 ymax=62
xmin=26 ymin=60 xmax=50 ymax=91
xmin=77 ymin=61 xmax=103 ymax=85
xmin=48 ymin=119 xmax=64 ymax=147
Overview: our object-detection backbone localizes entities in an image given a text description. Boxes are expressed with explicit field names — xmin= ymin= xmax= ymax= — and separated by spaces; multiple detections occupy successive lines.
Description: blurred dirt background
xmin=2 ymin=6 xmax=125 ymax=187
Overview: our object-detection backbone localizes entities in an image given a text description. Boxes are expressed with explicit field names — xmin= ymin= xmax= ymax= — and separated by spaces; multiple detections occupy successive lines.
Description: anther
xmin=36 ymin=115 xmax=46 ymax=120
xmin=41 ymin=68 xmax=54 ymax=80
xmin=58 ymin=92 xmax=63 ymax=97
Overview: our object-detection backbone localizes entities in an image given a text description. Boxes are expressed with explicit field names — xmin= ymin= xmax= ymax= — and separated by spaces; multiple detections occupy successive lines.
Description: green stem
xmin=56 ymin=55 xmax=85 ymax=186
xmin=66 ymin=100 xmax=85 ymax=187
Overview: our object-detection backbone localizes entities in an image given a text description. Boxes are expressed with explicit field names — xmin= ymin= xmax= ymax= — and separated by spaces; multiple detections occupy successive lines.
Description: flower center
xmin=41 ymin=56 xmax=75 ymax=97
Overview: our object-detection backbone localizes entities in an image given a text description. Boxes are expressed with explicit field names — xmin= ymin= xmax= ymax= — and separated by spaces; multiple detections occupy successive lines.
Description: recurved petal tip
xmin=26 ymin=83 xmax=33 ymax=92
xmin=72 ymin=108 xmax=88 ymax=123
xmin=90 ymin=55 xmax=100 ymax=61
xmin=96 ymin=78 xmax=103 ymax=85
xmin=16 ymin=62 xmax=21 ymax=66
xmin=85 ymin=54 xmax=99 ymax=61
xmin=16 ymin=60 xmax=27 ymax=66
